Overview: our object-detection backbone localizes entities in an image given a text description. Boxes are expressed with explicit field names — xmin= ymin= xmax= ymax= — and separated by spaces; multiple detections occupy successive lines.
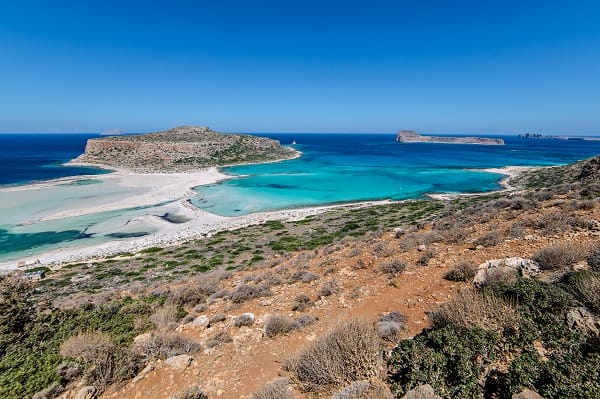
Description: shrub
xmin=332 ymin=380 xmax=393 ymax=399
xmin=444 ymin=260 xmax=477 ymax=282
xmin=134 ymin=331 xmax=200 ymax=359
xmin=233 ymin=313 xmax=255 ymax=327
xmin=388 ymin=324 xmax=498 ymax=398
xmin=208 ymin=313 xmax=226 ymax=326
xmin=292 ymin=294 xmax=314 ymax=312
xmin=569 ymin=271 xmax=600 ymax=314
xmin=265 ymin=314 xmax=297 ymax=337
xmin=56 ymin=361 xmax=82 ymax=382
xmin=475 ymin=231 xmax=504 ymax=247
xmin=587 ymin=248 xmax=600 ymax=272
xmin=429 ymin=289 xmax=518 ymax=333
xmin=378 ymin=259 xmax=407 ymax=278
xmin=294 ymin=314 xmax=318 ymax=328
xmin=205 ymin=331 xmax=232 ymax=349
xmin=32 ymin=383 xmax=64 ymax=399
xmin=149 ymin=304 xmax=178 ymax=330
xmin=230 ymin=284 xmax=271 ymax=304
xmin=533 ymin=244 xmax=584 ymax=270
xmin=176 ymin=386 xmax=208 ymax=399
xmin=60 ymin=333 xmax=142 ymax=390
xmin=284 ymin=319 xmax=381 ymax=393
xmin=317 ymin=280 xmax=340 ymax=298
xmin=250 ymin=378 xmax=295 ymax=399
xmin=0 ymin=274 xmax=32 ymax=335
xmin=375 ymin=312 xmax=406 ymax=342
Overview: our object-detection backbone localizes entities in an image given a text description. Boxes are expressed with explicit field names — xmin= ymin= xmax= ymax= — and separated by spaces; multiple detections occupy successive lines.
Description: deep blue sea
xmin=0 ymin=134 xmax=108 ymax=186
xmin=2 ymin=132 xmax=600 ymax=262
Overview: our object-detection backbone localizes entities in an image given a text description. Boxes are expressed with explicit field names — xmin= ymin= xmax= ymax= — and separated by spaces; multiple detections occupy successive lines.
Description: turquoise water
xmin=191 ymin=134 xmax=600 ymax=216
xmin=2 ymin=132 xmax=600 ymax=261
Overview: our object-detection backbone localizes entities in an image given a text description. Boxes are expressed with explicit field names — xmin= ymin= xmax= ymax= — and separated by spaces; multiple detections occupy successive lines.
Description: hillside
xmin=2 ymin=156 xmax=600 ymax=399
xmin=70 ymin=126 xmax=298 ymax=172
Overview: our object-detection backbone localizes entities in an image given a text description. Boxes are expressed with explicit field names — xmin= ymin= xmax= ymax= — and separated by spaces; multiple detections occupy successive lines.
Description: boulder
xmin=401 ymin=384 xmax=441 ymax=399
xmin=191 ymin=315 xmax=210 ymax=329
xmin=165 ymin=354 xmax=193 ymax=370
xmin=75 ymin=386 xmax=97 ymax=399
xmin=474 ymin=257 xmax=540 ymax=286
xmin=512 ymin=388 xmax=545 ymax=399
xmin=566 ymin=307 xmax=600 ymax=336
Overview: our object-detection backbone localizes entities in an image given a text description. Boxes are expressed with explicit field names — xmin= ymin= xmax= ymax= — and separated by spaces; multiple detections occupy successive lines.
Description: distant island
xmin=70 ymin=126 xmax=298 ymax=172
xmin=519 ymin=133 xmax=599 ymax=141
xmin=396 ymin=130 xmax=504 ymax=145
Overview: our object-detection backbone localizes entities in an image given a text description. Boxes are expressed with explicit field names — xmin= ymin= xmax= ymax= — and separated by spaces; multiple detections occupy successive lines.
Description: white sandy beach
xmin=0 ymin=163 xmax=391 ymax=270
xmin=425 ymin=165 xmax=535 ymax=200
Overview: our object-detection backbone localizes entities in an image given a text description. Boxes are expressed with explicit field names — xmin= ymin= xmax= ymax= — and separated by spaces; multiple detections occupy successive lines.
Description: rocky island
xmin=396 ymin=129 xmax=504 ymax=145
xmin=70 ymin=126 xmax=298 ymax=172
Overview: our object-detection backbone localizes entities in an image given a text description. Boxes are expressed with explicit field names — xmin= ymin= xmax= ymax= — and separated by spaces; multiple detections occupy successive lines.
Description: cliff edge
xmin=396 ymin=130 xmax=504 ymax=145
xmin=70 ymin=126 xmax=298 ymax=172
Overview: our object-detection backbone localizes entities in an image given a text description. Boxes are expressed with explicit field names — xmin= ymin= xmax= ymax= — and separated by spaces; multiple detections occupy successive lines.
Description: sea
xmin=2 ymin=132 xmax=600 ymax=262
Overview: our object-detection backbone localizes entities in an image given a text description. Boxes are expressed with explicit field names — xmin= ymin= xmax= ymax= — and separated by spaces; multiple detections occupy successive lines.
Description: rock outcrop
xmin=396 ymin=130 xmax=504 ymax=145
xmin=70 ymin=126 xmax=298 ymax=172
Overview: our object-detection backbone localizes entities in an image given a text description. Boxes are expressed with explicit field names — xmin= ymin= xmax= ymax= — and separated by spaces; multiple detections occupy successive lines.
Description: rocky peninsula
xmin=396 ymin=129 xmax=504 ymax=145
xmin=70 ymin=126 xmax=298 ymax=172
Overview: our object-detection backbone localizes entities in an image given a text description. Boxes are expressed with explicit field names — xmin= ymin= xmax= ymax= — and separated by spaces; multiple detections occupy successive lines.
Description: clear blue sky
xmin=1 ymin=1 xmax=599 ymax=134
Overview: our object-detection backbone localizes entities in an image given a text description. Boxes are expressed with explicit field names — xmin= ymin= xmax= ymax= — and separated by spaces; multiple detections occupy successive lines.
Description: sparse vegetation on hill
xmin=2 ymin=155 xmax=600 ymax=398
xmin=70 ymin=126 xmax=298 ymax=172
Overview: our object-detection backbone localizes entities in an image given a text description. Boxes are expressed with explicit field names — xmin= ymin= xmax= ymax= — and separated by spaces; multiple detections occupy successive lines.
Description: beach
xmin=0 ymin=164 xmax=391 ymax=270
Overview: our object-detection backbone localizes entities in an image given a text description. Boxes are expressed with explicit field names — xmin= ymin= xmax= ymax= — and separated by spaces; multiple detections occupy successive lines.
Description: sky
xmin=1 ymin=1 xmax=599 ymax=134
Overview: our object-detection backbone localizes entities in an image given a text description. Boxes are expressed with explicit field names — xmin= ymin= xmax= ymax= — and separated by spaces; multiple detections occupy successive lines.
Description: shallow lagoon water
xmin=2 ymin=132 xmax=600 ymax=261
xmin=191 ymin=134 xmax=600 ymax=216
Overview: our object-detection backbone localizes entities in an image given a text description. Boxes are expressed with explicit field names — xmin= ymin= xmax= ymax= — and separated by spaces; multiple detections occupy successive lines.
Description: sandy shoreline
xmin=0 ymin=162 xmax=537 ymax=271
xmin=425 ymin=165 xmax=536 ymax=200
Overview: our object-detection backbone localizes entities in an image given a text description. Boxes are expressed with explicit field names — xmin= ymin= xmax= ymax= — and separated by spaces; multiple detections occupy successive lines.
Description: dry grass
xmin=175 ymin=385 xmax=208 ymax=399
xmin=374 ymin=312 xmax=406 ymax=342
xmin=265 ymin=314 xmax=298 ymax=337
xmin=149 ymin=304 xmax=178 ymax=330
xmin=533 ymin=243 xmax=585 ymax=270
xmin=332 ymin=380 xmax=393 ymax=399
xmin=378 ymin=259 xmax=407 ymax=278
xmin=284 ymin=319 xmax=381 ymax=393
xmin=60 ymin=333 xmax=141 ymax=390
xmin=250 ymin=378 xmax=296 ymax=399
xmin=134 ymin=331 xmax=200 ymax=359
xmin=444 ymin=260 xmax=477 ymax=282
xmin=429 ymin=289 xmax=518 ymax=333
xmin=572 ymin=272 xmax=600 ymax=314
xmin=292 ymin=294 xmax=314 ymax=312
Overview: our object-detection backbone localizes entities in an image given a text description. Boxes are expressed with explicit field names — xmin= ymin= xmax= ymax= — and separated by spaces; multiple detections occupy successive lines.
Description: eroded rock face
xmin=401 ymin=384 xmax=442 ymax=399
xmin=566 ymin=306 xmax=600 ymax=336
xmin=473 ymin=257 xmax=541 ymax=286
xmin=70 ymin=126 xmax=297 ymax=172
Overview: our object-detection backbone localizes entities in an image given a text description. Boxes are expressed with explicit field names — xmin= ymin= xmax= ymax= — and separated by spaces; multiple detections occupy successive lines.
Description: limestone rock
xmin=165 ymin=354 xmax=193 ymax=370
xmin=132 ymin=362 xmax=155 ymax=383
xmin=566 ymin=307 xmax=600 ymax=336
xmin=401 ymin=384 xmax=441 ymax=399
xmin=512 ymin=388 xmax=545 ymax=399
xmin=192 ymin=315 xmax=210 ymax=329
xmin=474 ymin=257 xmax=540 ymax=286
xmin=75 ymin=386 xmax=97 ymax=399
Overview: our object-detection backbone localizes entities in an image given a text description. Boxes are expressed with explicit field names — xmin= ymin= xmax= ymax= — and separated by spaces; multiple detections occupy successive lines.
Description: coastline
xmin=0 ymin=161 xmax=541 ymax=271
xmin=0 ymin=199 xmax=391 ymax=271
xmin=425 ymin=165 xmax=536 ymax=200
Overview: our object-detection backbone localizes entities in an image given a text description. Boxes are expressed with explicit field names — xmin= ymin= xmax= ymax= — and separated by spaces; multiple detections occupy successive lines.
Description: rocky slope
xmin=70 ymin=126 xmax=298 ymax=172
xmin=396 ymin=130 xmax=505 ymax=145
xmin=5 ymin=156 xmax=600 ymax=399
